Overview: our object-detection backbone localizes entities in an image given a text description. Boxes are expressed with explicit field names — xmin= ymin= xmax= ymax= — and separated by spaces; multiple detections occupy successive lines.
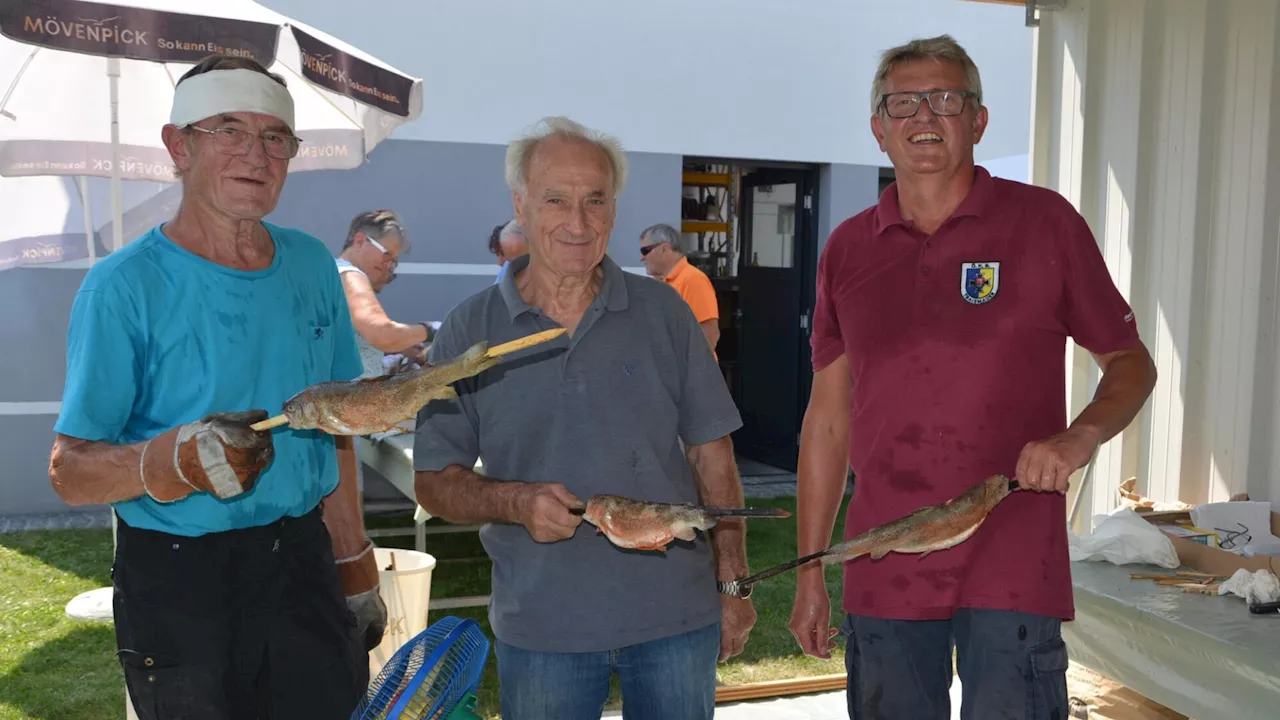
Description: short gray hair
xmin=505 ymin=116 xmax=629 ymax=198
xmin=870 ymin=34 xmax=983 ymax=115
xmin=640 ymin=223 xmax=684 ymax=254
xmin=344 ymin=209 xmax=406 ymax=250
xmin=499 ymin=219 xmax=524 ymax=242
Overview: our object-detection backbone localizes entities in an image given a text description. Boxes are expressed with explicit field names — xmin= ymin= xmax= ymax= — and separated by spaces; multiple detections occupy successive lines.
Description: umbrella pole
xmin=76 ymin=176 xmax=95 ymax=264
xmin=107 ymin=57 xmax=123 ymax=252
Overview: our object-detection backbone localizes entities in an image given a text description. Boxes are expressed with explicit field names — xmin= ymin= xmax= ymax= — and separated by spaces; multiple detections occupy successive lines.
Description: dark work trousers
xmin=112 ymin=506 xmax=367 ymax=720
xmin=843 ymin=608 xmax=1070 ymax=720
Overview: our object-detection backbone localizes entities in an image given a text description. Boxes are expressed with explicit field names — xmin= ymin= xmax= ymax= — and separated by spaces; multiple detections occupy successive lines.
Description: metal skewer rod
xmin=722 ymin=549 xmax=831 ymax=598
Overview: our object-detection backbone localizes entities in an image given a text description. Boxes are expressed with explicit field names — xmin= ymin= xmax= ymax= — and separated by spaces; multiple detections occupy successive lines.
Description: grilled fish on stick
xmin=720 ymin=474 xmax=1017 ymax=598
xmin=577 ymin=493 xmax=792 ymax=552
xmin=251 ymin=328 xmax=566 ymax=434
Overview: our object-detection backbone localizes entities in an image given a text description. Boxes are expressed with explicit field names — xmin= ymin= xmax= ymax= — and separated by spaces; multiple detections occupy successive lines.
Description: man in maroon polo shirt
xmin=787 ymin=35 xmax=1157 ymax=720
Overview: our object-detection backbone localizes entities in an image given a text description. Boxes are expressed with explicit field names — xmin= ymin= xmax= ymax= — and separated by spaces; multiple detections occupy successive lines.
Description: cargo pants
xmin=842 ymin=608 xmax=1071 ymax=720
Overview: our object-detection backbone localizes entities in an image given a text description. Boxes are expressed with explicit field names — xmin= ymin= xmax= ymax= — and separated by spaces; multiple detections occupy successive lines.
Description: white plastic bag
xmin=1217 ymin=568 xmax=1280 ymax=604
xmin=1068 ymin=507 xmax=1181 ymax=568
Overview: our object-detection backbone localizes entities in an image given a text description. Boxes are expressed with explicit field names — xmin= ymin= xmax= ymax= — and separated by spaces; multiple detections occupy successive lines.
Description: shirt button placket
xmin=914 ymin=237 xmax=935 ymax=319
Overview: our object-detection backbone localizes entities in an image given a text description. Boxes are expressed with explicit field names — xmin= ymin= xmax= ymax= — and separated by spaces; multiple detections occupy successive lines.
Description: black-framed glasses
xmin=879 ymin=90 xmax=976 ymax=119
xmin=187 ymin=125 xmax=302 ymax=160
xmin=640 ymin=243 xmax=666 ymax=257
xmin=1215 ymin=523 xmax=1252 ymax=550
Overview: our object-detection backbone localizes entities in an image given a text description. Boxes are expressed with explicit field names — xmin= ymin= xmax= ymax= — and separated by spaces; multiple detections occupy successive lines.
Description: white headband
xmin=169 ymin=68 xmax=296 ymax=132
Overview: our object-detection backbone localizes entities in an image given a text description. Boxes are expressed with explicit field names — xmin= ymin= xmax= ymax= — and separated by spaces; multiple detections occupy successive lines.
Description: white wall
xmin=259 ymin=0 xmax=1034 ymax=165
xmin=1031 ymin=0 xmax=1280 ymax=523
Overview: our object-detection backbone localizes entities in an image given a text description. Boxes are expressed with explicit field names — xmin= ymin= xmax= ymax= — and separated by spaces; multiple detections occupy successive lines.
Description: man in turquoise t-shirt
xmin=48 ymin=54 xmax=384 ymax=720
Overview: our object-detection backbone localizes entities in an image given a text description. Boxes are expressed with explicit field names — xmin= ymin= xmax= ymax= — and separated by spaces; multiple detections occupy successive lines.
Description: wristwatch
xmin=717 ymin=580 xmax=750 ymax=599
xmin=418 ymin=322 xmax=435 ymax=342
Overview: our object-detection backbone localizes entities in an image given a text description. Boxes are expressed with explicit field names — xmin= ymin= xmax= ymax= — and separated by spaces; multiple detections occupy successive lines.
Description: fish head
xmin=981 ymin=474 xmax=1014 ymax=507
xmin=281 ymin=390 xmax=320 ymax=430
xmin=582 ymin=494 xmax=624 ymax=526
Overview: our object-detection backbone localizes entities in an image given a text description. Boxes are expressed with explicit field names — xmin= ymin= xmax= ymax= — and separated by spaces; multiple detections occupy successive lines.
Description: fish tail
xmin=461 ymin=340 xmax=490 ymax=364
xmin=702 ymin=506 xmax=792 ymax=519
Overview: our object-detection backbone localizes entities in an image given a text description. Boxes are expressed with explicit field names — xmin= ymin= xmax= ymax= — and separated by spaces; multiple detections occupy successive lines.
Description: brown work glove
xmin=140 ymin=410 xmax=275 ymax=503
xmin=336 ymin=540 xmax=388 ymax=652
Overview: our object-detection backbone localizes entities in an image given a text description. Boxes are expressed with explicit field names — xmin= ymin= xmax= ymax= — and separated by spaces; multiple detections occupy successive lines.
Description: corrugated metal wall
xmin=1030 ymin=0 xmax=1280 ymax=528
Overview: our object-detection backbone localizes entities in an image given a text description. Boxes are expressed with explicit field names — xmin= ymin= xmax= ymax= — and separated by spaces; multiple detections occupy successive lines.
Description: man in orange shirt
xmin=640 ymin=223 xmax=720 ymax=353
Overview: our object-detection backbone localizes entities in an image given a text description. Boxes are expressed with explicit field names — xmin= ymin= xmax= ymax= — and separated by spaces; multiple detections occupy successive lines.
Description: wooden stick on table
xmin=249 ymin=328 xmax=567 ymax=432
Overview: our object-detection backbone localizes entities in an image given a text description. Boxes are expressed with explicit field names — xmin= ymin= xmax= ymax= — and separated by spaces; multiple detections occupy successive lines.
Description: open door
xmin=732 ymin=168 xmax=818 ymax=472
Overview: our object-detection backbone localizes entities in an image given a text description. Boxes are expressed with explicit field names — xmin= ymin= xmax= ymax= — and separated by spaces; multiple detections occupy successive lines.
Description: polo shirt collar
xmin=498 ymin=251 xmax=630 ymax=321
xmin=874 ymin=165 xmax=996 ymax=236
xmin=665 ymin=256 xmax=690 ymax=281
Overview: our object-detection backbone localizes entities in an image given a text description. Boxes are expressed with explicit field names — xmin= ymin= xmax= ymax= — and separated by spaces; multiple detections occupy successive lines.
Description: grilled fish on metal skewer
xmin=251 ymin=328 xmax=566 ymax=434
xmin=575 ymin=493 xmax=791 ymax=552
xmin=720 ymin=475 xmax=1018 ymax=598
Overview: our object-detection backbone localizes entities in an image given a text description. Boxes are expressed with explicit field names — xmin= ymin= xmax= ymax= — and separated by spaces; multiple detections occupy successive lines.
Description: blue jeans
xmin=494 ymin=621 xmax=720 ymax=720
xmin=843 ymin=609 xmax=1069 ymax=720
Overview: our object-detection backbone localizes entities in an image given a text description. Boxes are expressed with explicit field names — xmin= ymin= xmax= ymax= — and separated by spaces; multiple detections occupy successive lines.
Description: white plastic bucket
xmin=368 ymin=547 xmax=437 ymax=677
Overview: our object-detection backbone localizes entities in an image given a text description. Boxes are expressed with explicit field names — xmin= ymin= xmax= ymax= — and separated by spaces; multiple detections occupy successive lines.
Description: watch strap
xmin=717 ymin=580 xmax=751 ymax=598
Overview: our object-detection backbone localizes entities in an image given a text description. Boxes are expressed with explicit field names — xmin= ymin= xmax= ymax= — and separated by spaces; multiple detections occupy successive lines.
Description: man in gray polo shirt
xmin=413 ymin=116 xmax=755 ymax=720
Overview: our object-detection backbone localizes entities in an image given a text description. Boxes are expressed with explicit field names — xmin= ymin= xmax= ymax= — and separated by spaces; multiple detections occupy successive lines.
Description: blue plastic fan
xmin=351 ymin=616 xmax=490 ymax=720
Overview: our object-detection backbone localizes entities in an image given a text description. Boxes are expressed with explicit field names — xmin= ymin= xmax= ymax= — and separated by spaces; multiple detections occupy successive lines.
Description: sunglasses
xmin=640 ymin=243 xmax=666 ymax=257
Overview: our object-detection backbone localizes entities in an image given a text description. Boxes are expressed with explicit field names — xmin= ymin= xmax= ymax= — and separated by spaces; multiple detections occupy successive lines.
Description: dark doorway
xmin=731 ymin=167 xmax=820 ymax=472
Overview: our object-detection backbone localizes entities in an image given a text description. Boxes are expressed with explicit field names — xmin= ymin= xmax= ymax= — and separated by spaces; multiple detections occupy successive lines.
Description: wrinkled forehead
xmin=883 ymin=57 xmax=968 ymax=93
xmin=527 ymin=136 xmax=615 ymax=193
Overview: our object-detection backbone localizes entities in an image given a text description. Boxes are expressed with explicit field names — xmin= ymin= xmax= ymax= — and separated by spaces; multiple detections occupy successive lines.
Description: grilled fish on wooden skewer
xmin=576 ymin=494 xmax=791 ymax=552
xmin=250 ymin=328 xmax=566 ymax=434
xmin=719 ymin=474 xmax=1018 ymax=598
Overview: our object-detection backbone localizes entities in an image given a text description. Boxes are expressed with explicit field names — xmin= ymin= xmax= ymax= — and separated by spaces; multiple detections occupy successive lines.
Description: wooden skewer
xmin=249 ymin=328 xmax=568 ymax=432
xmin=486 ymin=328 xmax=568 ymax=357
xmin=1130 ymin=571 xmax=1228 ymax=582
xmin=251 ymin=415 xmax=293 ymax=431
xmin=1175 ymin=583 xmax=1221 ymax=595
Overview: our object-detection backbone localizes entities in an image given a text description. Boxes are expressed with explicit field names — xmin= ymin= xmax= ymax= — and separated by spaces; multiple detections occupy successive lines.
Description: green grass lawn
xmin=0 ymin=494 xmax=849 ymax=719
xmin=0 ymin=529 xmax=120 ymax=720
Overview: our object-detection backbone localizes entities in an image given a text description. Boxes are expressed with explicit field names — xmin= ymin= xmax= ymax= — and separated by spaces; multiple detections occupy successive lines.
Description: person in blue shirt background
xmin=47 ymin=54 xmax=383 ymax=720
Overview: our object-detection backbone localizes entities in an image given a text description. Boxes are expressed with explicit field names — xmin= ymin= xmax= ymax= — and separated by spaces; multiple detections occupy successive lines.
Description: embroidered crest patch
xmin=960 ymin=262 xmax=1000 ymax=305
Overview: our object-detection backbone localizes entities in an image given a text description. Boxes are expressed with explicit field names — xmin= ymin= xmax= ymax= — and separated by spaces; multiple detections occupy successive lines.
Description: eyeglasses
xmin=367 ymin=236 xmax=399 ymax=269
xmin=1214 ymin=523 xmax=1251 ymax=550
xmin=879 ymin=90 xmax=976 ymax=119
xmin=640 ymin=243 xmax=666 ymax=257
xmin=187 ymin=125 xmax=302 ymax=159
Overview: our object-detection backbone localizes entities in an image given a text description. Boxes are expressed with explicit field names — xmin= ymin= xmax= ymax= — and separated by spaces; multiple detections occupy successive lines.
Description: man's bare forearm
xmin=1071 ymin=345 xmax=1158 ymax=445
xmin=687 ymin=436 xmax=749 ymax=580
xmin=48 ymin=434 xmax=148 ymax=506
xmin=699 ymin=320 xmax=720 ymax=352
xmin=323 ymin=436 xmax=369 ymax=559
xmin=796 ymin=420 xmax=848 ymax=559
xmin=414 ymin=464 xmax=527 ymax=525
xmin=796 ymin=359 xmax=852 ymax=564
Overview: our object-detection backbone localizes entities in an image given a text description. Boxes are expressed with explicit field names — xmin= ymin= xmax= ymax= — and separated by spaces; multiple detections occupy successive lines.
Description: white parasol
xmin=0 ymin=0 xmax=424 ymax=269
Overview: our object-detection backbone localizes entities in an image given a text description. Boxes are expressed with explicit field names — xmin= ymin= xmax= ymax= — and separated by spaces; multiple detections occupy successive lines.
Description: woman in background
xmin=335 ymin=209 xmax=435 ymax=377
